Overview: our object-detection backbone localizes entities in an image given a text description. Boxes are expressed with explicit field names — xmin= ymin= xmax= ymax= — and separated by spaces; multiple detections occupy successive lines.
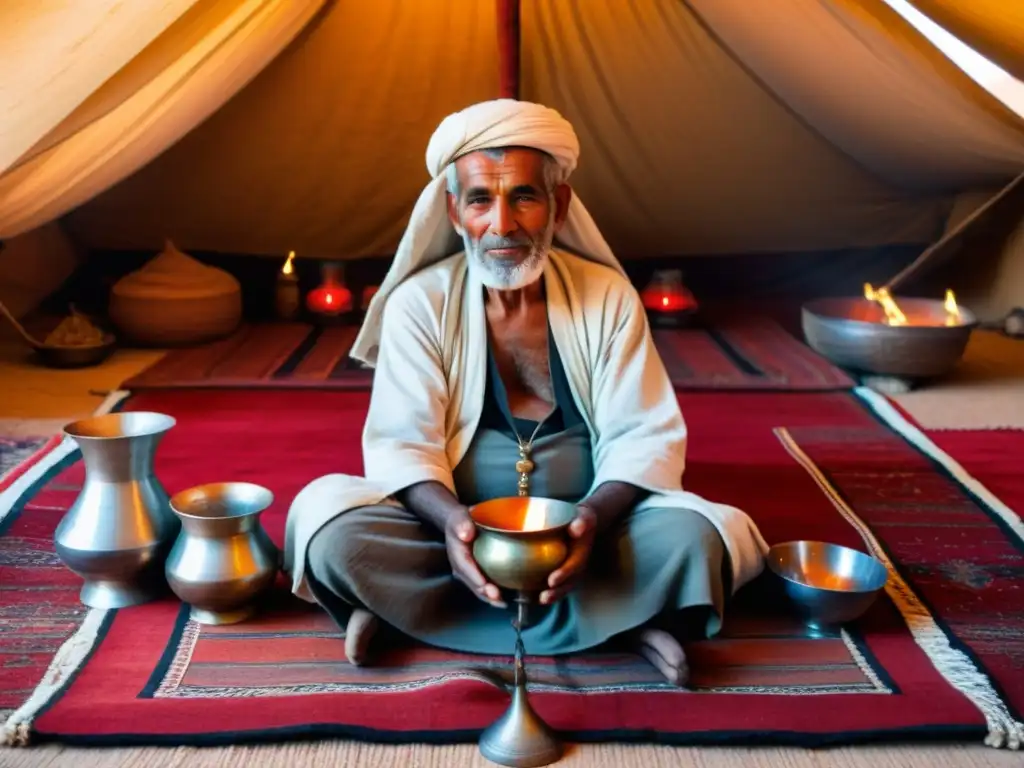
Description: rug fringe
xmin=776 ymin=428 xmax=1023 ymax=751
xmin=1 ymin=390 xmax=130 ymax=747
xmin=2 ymin=608 xmax=110 ymax=746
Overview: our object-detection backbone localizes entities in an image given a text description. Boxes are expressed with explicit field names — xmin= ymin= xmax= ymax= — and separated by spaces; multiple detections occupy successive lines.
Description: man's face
xmin=446 ymin=148 xmax=570 ymax=290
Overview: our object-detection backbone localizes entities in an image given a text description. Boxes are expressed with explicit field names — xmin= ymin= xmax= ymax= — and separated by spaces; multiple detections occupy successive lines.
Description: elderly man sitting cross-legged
xmin=283 ymin=100 xmax=768 ymax=685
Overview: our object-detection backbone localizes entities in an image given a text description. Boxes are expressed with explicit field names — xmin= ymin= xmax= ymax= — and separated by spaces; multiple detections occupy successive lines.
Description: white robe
xmin=284 ymin=248 xmax=769 ymax=603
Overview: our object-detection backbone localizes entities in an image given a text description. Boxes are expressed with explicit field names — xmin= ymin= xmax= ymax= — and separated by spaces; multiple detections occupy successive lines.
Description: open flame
xmin=281 ymin=250 xmax=295 ymax=276
xmin=863 ymin=283 xmax=907 ymax=326
xmin=944 ymin=289 xmax=961 ymax=326
xmin=863 ymin=283 xmax=963 ymax=327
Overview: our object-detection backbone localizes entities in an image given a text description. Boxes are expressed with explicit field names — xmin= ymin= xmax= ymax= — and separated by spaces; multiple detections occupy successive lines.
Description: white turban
xmin=350 ymin=99 xmax=626 ymax=366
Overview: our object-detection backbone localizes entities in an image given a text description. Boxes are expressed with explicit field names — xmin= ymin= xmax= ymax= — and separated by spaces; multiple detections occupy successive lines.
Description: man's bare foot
xmin=344 ymin=609 xmax=379 ymax=665
xmin=631 ymin=628 xmax=689 ymax=686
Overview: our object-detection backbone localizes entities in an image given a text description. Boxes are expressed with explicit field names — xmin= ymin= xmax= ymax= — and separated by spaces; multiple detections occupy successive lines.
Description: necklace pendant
xmin=515 ymin=457 xmax=535 ymax=474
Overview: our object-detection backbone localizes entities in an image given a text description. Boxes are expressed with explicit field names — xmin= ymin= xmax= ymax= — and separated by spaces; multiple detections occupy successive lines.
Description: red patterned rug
xmin=0 ymin=435 xmax=50 ymax=482
xmin=2 ymin=389 xmax=1020 ymax=749
xmin=121 ymin=315 xmax=853 ymax=392
xmin=0 ymin=433 xmax=78 ymax=726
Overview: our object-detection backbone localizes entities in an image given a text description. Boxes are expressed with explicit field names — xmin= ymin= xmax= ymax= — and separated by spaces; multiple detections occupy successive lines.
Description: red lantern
xmin=306 ymin=263 xmax=352 ymax=317
xmin=641 ymin=269 xmax=697 ymax=314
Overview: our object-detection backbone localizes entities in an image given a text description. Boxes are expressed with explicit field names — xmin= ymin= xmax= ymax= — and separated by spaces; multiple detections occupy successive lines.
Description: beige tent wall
xmin=0 ymin=223 xmax=82 ymax=319
xmin=874 ymin=0 xmax=1024 ymax=320
xmin=942 ymin=195 xmax=1024 ymax=321
xmin=0 ymin=0 xmax=1011 ymax=327
xmin=63 ymin=0 xmax=958 ymax=258
xmin=58 ymin=0 xmax=1024 ymax=262
xmin=61 ymin=0 xmax=500 ymax=259
xmin=0 ymin=0 xmax=329 ymax=241
xmin=978 ymin=220 xmax=1024 ymax=318
xmin=0 ymin=0 xmax=201 ymax=175
xmin=519 ymin=0 xmax=957 ymax=257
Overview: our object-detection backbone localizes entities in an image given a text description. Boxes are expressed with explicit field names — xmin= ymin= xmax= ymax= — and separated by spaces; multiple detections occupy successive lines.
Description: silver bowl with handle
xmin=767 ymin=540 xmax=888 ymax=632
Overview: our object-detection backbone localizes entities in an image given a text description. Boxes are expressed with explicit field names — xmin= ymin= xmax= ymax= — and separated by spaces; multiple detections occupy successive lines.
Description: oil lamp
xmin=274 ymin=250 xmax=300 ymax=321
xmin=641 ymin=269 xmax=697 ymax=326
xmin=306 ymin=262 xmax=352 ymax=321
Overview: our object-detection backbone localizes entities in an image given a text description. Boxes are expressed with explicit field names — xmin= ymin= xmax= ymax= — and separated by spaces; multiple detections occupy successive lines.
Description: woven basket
xmin=108 ymin=240 xmax=242 ymax=347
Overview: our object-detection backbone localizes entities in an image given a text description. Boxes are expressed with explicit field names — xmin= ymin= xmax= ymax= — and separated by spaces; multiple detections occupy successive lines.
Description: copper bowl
xmin=35 ymin=335 xmax=117 ymax=368
xmin=468 ymin=497 xmax=577 ymax=593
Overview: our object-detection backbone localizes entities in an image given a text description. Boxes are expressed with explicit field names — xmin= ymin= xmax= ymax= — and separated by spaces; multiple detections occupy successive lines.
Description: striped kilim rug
xmin=0 ymin=436 xmax=50 ymax=483
xmin=151 ymin=599 xmax=885 ymax=700
xmin=3 ymin=388 xmax=1021 ymax=748
xmin=122 ymin=315 xmax=853 ymax=392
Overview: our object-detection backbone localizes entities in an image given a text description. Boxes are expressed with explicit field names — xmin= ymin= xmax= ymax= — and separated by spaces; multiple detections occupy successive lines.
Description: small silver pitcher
xmin=165 ymin=482 xmax=279 ymax=625
xmin=55 ymin=412 xmax=180 ymax=608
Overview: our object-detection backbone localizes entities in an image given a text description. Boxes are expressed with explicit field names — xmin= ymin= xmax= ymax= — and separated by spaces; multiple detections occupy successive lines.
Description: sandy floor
xmin=0 ymin=327 xmax=1019 ymax=767
xmin=890 ymin=331 xmax=1024 ymax=430
xmin=5 ymin=741 xmax=1023 ymax=768
xmin=0 ymin=331 xmax=163 ymax=422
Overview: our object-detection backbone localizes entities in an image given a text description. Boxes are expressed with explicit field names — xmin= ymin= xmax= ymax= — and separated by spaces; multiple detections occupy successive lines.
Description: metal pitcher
xmin=165 ymin=482 xmax=279 ymax=625
xmin=55 ymin=411 xmax=180 ymax=608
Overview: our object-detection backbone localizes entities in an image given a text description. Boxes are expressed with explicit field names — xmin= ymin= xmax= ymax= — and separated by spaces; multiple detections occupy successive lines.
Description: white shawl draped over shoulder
xmin=284 ymin=249 xmax=769 ymax=602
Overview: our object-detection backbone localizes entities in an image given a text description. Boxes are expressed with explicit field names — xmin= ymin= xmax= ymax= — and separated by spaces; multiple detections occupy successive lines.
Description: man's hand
xmin=445 ymin=509 xmax=507 ymax=608
xmin=540 ymin=505 xmax=597 ymax=604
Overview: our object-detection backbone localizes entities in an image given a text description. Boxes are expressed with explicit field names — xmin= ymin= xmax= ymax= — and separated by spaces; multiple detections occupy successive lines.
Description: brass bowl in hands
xmin=469 ymin=497 xmax=577 ymax=593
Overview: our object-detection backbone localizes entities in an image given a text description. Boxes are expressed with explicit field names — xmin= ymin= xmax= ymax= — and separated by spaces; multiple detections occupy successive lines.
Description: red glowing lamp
xmin=641 ymin=269 xmax=697 ymax=314
xmin=306 ymin=262 xmax=352 ymax=317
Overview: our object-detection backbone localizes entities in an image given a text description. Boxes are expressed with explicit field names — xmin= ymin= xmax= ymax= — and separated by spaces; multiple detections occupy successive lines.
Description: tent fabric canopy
xmin=906 ymin=0 xmax=1024 ymax=83
xmin=0 ymin=0 xmax=327 ymax=241
xmin=0 ymin=0 xmax=1022 ymax=260
xmin=0 ymin=0 xmax=201 ymax=175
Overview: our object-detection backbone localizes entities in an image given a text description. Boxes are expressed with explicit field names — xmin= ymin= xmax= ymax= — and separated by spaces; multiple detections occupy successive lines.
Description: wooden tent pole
xmin=883 ymin=170 xmax=1024 ymax=292
xmin=496 ymin=0 xmax=521 ymax=99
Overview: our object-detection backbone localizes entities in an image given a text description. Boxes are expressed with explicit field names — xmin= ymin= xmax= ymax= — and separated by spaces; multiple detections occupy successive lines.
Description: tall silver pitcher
xmin=55 ymin=411 xmax=180 ymax=608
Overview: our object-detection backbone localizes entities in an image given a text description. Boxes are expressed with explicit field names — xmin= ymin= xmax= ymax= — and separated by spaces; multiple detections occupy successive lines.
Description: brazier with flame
xmin=802 ymin=286 xmax=977 ymax=379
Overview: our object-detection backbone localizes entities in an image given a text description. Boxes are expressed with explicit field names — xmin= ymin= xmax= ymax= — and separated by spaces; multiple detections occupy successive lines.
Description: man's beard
xmin=461 ymin=213 xmax=555 ymax=291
